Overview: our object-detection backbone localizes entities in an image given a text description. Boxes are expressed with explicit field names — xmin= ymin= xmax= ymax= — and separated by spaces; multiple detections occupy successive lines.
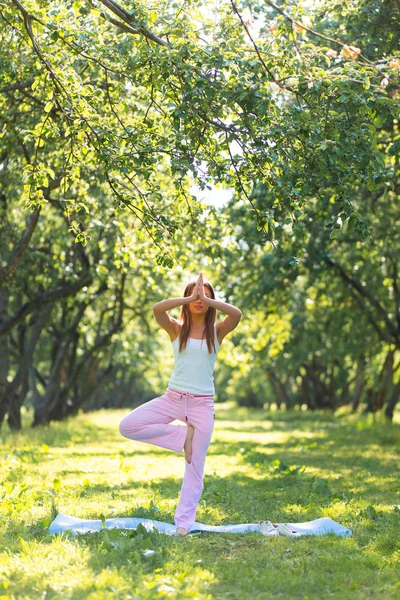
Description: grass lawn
xmin=0 ymin=403 xmax=399 ymax=600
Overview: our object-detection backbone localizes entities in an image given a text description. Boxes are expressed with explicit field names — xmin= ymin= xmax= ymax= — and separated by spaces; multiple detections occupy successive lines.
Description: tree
xmin=1 ymin=0 xmax=399 ymax=427
xmin=2 ymin=0 xmax=398 ymax=249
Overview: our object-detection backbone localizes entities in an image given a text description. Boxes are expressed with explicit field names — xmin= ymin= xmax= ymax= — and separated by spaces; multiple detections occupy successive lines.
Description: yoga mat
xmin=49 ymin=513 xmax=352 ymax=537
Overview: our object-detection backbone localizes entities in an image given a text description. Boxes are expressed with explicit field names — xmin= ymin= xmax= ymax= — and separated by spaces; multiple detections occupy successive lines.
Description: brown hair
xmin=178 ymin=279 xmax=217 ymax=354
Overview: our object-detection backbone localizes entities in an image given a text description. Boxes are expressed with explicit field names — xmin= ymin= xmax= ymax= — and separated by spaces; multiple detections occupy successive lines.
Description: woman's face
xmin=188 ymin=285 xmax=212 ymax=315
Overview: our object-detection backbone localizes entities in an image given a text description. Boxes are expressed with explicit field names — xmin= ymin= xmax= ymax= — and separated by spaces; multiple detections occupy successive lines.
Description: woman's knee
xmin=119 ymin=414 xmax=141 ymax=438
xmin=119 ymin=416 xmax=129 ymax=437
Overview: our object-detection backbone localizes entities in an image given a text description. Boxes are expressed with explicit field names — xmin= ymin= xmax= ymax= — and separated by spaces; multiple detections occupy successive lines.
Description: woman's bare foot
xmin=176 ymin=527 xmax=189 ymax=536
xmin=183 ymin=423 xmax=195 ymax=463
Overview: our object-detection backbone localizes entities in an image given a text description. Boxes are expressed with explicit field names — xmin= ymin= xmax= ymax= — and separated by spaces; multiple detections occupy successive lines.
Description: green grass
xmin=1 ymin=403 xmax=399 ymax=600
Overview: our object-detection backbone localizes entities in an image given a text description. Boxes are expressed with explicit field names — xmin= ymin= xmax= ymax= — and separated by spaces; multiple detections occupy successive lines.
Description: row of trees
xmin=199 ymin=176 xmax=400 ymax=420
xmin=0 ymin=0 xmax=399 ymax=428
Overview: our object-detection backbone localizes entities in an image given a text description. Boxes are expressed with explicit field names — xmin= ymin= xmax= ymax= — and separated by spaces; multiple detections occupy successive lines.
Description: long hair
xmin=178 ymin=279 xmax=217 ymax=354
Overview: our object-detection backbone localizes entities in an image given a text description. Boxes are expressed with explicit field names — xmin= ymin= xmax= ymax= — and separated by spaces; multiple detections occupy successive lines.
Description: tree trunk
xmin=300 ymin=372 xmax=315 ymax=410
xmin=351 ymin=358 xmax=365 ymax=412
xmin=29 ymin=367 xmax=46 ymax=427
xmin=385 ymin=380 xmax=400 ymax=422
xmin=47 ymin=273 xmax=126 ymax=422
xmin=363 ymin=388 xmax=375 ymax=414
xmin=0 ymin=286 xmax=10 ymax=428
xmin=66 ymin=363 xmax=114 ymax=416
xmin=373 ymin=350 xmax=394 ymax=411
xmin=268 ymin=369 xmax=293 ymax=409
xmin=5 ymin=308 xmax=51 ymax=430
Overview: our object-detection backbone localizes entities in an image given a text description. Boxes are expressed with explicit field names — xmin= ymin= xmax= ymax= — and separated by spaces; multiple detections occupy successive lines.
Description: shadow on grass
xmin=8 ymin=465 xmax=399 ymax=600
xmin=3 ymin=405 xmax=398 ymax=447
xmin=2 ymin=404 xmax=400 ymax=600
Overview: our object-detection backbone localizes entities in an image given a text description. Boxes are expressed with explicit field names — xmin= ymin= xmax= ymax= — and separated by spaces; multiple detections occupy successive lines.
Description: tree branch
xmin=97 ymin=0 xmax=169 ymax=47
xmin=264 ymin=0 xmax=400 ymax=88
xmin=0 ymin=80 xmax=34 ymax=93
xmin=387 ymin=254 xmax=400 ymax=330
xmin=324 ymin=256 xmax=400 ymax=344
xmin=0 ymin=206 xmax=41 ymax=284
xmin=230 ymin=0 xmax=296 ymax=94
xmin=0 ymin=273 xmax=92 ymax=336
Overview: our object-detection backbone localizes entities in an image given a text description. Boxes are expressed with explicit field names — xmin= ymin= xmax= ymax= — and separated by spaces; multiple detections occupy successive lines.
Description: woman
xmin=119 ymin=272 xmax=242 ymax=536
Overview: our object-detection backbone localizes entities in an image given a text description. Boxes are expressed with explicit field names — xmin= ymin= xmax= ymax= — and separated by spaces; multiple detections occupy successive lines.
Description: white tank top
xmin=167 ymin=324 xmax=221 ymax=395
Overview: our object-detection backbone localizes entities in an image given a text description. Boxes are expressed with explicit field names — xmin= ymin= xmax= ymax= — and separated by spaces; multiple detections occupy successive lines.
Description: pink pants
xmin=119 ymin=387 xmax=215 ymax=531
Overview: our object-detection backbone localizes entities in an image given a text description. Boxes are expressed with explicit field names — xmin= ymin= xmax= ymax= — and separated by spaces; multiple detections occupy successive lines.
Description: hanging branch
xmin=96 ymin=0 xmax=169 ymax=47
xmin=9 ymin=0 xmax=172 ymax=249
xmin=230 ymin=0 xmax=296 ymax=94
xmin=263 ymin=0 xmax=400 ymax=88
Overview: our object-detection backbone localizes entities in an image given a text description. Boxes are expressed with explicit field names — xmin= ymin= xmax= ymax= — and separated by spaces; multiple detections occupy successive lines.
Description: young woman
xmin=119 ymin=272 xmax=242 ymax=536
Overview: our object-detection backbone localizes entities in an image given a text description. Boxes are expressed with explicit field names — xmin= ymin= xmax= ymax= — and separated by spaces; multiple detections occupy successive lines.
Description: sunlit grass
xmin=1 ymin=404 xmax=399 ymax=599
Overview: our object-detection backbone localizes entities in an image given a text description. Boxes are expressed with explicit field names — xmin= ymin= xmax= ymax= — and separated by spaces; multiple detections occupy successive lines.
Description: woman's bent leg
xmin=119 ymin=395 xmax=187 ymax=454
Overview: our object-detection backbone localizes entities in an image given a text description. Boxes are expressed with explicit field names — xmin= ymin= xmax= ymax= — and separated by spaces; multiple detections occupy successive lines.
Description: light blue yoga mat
xmin=49 ymin=513 xmax=352 ymax=537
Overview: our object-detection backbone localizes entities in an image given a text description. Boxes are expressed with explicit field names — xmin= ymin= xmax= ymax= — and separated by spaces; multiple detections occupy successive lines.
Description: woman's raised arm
xmin=152 ymin=284 xmax=199 ymax=339
xmin=197 ymin=272 xmax=242 ymax=343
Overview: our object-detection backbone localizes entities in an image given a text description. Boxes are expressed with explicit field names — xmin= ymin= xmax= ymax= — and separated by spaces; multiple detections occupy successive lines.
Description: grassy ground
xmin=0 ymin=403 xmax=399 ymax=600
